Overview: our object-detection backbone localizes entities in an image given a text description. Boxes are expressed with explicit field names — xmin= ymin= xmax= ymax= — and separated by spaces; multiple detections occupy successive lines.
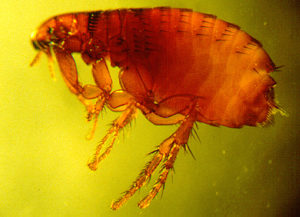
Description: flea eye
xmin=48 ymin=27 xmax=54 ymax=34
xmin=32 ymin=40 xmax=40 ymax=50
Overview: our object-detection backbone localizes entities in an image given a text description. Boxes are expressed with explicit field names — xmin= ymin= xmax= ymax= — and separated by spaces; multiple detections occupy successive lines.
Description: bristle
xmin=274 ymin=65 xmax=284 ymax=72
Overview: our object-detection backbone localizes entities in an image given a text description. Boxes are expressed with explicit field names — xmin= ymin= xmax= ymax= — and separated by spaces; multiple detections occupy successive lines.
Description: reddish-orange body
xmin=31 ymin=7 xmax=278 ymax=209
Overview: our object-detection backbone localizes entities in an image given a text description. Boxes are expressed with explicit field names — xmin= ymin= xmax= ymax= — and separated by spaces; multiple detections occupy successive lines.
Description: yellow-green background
xmin=0 ymin=0 xmax=299 ymax=216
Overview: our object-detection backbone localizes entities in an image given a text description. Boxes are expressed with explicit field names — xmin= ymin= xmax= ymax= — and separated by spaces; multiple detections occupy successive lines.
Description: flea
xmin=30 ymin=7 xmax=279 ymax=209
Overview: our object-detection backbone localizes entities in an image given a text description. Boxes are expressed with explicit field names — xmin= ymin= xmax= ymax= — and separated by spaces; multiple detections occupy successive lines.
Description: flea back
xmin=31 ymin=7 xmax=278 ymax=209
xmin=113 ymin=8 xmax=276 ymax=127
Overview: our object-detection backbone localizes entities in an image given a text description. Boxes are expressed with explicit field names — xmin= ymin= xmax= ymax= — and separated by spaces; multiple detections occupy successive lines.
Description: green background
xmin=0 ymin=0 xmax=299 ymax=216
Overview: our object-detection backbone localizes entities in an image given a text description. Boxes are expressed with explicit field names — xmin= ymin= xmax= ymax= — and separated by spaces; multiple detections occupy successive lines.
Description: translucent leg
xmin=85 ymin=96 xmax=106 ymax=140
xmin=88 ymin=104 xmax=137 ymax=171
xmin=138 ymin=142 xmax=181 ymax=208
xmin=111 ymin=136 xmax=175 ymax=210
xmin=111 ymin=113 xmax=196 ymax=209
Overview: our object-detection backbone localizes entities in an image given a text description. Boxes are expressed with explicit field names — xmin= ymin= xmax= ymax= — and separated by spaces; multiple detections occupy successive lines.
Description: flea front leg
xmin=53 ymin=47 xmax=101 ymax=108
xmin=54 ymin=48 xmax=112 ymax=139
xmin=54 ymin=47 xmax=83 ymax=94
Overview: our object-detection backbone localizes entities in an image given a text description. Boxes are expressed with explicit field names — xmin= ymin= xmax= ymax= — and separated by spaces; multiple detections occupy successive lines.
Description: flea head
xmin=31 ymin=14 xmax=80 ymax=52
xmin=31 ymin=18 xmax=58 ymax=51
xmin=30 ymin=18 xmax=58 ymax=72
xmin=30 ymin=14 xmax=81 ymax=74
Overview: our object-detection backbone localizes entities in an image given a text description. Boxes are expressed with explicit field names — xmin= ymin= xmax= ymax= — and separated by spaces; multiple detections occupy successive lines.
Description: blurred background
xmin=0 ymin=0 xmax=299 ymax=216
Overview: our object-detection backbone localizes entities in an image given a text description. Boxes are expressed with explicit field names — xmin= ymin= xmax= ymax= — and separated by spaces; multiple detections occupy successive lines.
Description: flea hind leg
xmin=111 ymin=111 xmax=196 ymax=210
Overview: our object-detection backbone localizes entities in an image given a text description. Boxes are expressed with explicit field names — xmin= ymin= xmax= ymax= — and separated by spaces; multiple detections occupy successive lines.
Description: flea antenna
xmin=30 ymin=51 xmax=42 ymax=67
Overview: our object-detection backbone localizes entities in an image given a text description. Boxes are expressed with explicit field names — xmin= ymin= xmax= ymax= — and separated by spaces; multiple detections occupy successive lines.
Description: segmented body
xmin=87 ymin=8 xmax=275 ymax=127
xmin=31 ymin=7 xmax=277 ymax=209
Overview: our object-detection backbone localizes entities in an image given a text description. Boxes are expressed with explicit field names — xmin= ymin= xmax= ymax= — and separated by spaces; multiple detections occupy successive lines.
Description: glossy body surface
xmin=31 ymin=7 xmax=277 ymax=209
